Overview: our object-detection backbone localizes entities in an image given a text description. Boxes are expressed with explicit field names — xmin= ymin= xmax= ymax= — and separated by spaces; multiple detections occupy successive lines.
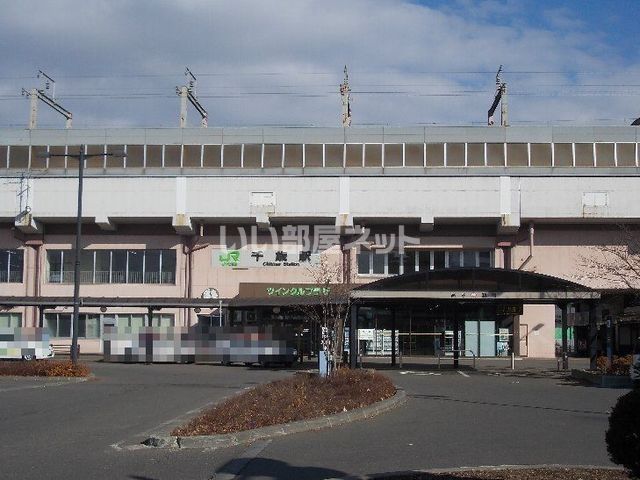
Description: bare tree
xmin=297 ymin=255 xmax=356 ymax=375
xmin=578 ymin=225 xmax=640 ymax=291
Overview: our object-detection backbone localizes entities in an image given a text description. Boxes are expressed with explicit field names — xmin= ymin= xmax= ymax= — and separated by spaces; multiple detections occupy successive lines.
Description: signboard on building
xmin=496 ymin=304 xmax=523 ymax=316
xmin=214 ymin=248 xmax=320 ymax=268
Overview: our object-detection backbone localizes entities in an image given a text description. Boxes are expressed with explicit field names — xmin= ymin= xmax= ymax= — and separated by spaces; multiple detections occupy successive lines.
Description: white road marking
xmin=457 ymin=370 xmax=470 ymax=378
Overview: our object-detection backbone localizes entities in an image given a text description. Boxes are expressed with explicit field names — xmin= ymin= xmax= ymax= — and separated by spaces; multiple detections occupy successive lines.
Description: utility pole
xmin=22 ymin=71 xmax=72 ymax=129
xmin=43 ymin=147 xmax=124 ymax=364
xmin=488 ymin=65 xmax=508 ymax=126
xmin=340 ymin=65 xmax=352 ymax=127
xmin=177 ymin=67 xmax=208 ymax=128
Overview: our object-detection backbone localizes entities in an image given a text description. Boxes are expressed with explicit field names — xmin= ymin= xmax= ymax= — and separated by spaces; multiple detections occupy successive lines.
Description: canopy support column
xmin=349 ymin=304 xmax=358 ymax=369
xmin=453 ymin=304 xmax=460 ymax=369
xmin=589 ymin=302 xmax=599 ymax=371
xmin=561 ymin=303 xmax=569 ymax=370
xmin=391 ymin=307 xmax=397 ymax=367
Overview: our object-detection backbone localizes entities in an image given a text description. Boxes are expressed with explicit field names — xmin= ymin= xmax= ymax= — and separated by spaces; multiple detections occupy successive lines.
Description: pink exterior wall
xmin=1 ymin=224 xmax=620 ymax=357
xmin=517 ymin=304 xmax=557 ymax=359
xmin=511 ymin=226 xmax=630 ymax=289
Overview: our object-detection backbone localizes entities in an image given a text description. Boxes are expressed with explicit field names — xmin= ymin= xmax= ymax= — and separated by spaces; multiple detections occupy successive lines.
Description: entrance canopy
xmin=351 ymin=268 xmax=599 ymax=303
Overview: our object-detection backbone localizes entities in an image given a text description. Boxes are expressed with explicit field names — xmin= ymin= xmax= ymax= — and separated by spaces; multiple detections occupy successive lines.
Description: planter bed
xmin=571 ymin=369 xmax=632 ymax=388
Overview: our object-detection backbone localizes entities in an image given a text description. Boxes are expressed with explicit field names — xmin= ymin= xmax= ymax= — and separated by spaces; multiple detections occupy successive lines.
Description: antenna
xmin=488 ymin=65 xmax=508 ymax=127
xmin=22 ymin=70 xmax=72 ymax=129
xmin=340 ymin=65 xmax=352 ymax=127
xmin=176 ymin=67 xmax=208 ymax=128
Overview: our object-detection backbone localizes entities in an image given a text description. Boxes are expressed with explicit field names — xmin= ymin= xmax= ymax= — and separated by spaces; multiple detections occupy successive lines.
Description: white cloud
xmin=0 ymin=0 xmax=638 ymax=128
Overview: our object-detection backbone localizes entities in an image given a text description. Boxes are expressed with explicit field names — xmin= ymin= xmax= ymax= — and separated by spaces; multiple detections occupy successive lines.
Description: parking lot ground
xmin=0 ymin=359 xmax=629 ymax=480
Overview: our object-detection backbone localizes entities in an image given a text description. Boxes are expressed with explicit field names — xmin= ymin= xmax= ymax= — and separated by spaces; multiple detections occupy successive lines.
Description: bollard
xmin=511 ymin=352 xmax=515 ymax=370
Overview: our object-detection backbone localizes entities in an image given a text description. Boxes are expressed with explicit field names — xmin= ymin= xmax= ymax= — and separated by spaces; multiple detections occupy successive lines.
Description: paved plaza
xmin=0 ymin=358 xmax=627 ymax=480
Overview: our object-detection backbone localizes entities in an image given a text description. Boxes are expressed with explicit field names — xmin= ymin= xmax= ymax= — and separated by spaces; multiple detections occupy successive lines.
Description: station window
xmin=243 ymin=144 xmax=262 ymax=168
xmin=616 ymin=143 xmax=636 ymax=167
xmin=305 ymin=144 xmax=323 ymax=167
xmin=203 ymin=145 xmax=221 ymax=168
xmin=0 ymin=249 xmax=23 ymax=283
xmin=446 ymin=144 xmax=465 ymax=167
xmin=574 ymin=143 xmax=594 ymax=167
xmin=284 ymin=144 xmax=303 ymax=168
xmin=418 ymin=251 xmax=431 ymax=271
xmin=47 ymin=249 xmax=176 ymax=284
xmin=47 ymin=146 xmax=66 ymax=169
xmin=8 ymin=146 xmax=29 ymax=169
xmin=595 ymin=143 xmax=615 ymax=167
xmin=405 ymin=144 xmax=424 ymax=167
xmin=325 ymin=144 xmax=343 ymax=167
xmin=364 ymin=144 xmax=382 ymax=167
xmin=222 ymin=145 xmax=241 ymax=168
xmin=30 ymin=146 xmax=48 ymax=169
xmin=426 ymin=143 xmax=444 ymax=167
xmin=384 ymin=144 xmax=403 ymax=167
xmin=263 ymin=144 xmax=283 ymax=168
xmin=44 ymin=313 xmax=100 ymax=339
xmin=183 ymin=145 xmax=202 ymax=168
xmin=467 ymin=143 xmax=485 ymax=167
xmin=146 ymin=145 xmax=162 ymax=168
xmin=106 ymin=145 xmax=125 ymax=168
xmin=85 ymin=145 xmax=105 ymax=169
xmin=486 ymin=143 xmax=505 ymax=167
xmin=345 ymin=144 xmax=362 ymax=167
xmin=0 ymin=145 xmax=7 ymax=168
xmin=357 ymin=249 xmax=493 ymax=276
xmin=506 ymin=143 xmax=528 ymax=167
xmin=554 ymin=143 xmax=573 ymax=167
xmin=164 ymin=145 xmax=181 ymax=167
xmin=530 ymin=143 xmax=552 ymax=167
xmin=124 ymin=145 xmax=144 ymax=168
xmin=0 ymin=312 xmax=21 ymax=328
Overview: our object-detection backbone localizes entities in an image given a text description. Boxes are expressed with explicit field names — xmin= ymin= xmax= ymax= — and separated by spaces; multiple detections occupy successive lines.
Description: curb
xmin=367 ymin=464 xmax=625 ymax=479
xmin=142 ymin=388 xmax=407 ymax=449
xmin=570 ymin=369 xmax=633 ymax=388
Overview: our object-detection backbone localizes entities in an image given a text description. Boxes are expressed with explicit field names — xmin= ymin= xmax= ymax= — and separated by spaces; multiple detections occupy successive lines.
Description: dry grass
xmin=0 ymin=360 xmax=91 ymax=377
xmin=384 ymin=467 xmax=629 ymax=480
xmin=173 ymin=368 xmax=396 ymax=436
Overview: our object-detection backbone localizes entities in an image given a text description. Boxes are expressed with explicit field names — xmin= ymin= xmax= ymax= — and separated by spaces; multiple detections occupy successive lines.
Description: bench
xmin=51 ymin=344 xmax=79 ymax=355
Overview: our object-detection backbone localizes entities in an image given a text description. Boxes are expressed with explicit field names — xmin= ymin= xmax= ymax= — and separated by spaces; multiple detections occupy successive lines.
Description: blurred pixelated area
xmin=103 ymin=325 xmax=297 ymax=365
xmin=0 ymin=327 xmax=54 ymax=360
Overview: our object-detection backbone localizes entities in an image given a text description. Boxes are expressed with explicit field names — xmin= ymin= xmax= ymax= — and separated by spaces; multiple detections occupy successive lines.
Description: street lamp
xmin=42 ymin=146 xmax=124 ymax=364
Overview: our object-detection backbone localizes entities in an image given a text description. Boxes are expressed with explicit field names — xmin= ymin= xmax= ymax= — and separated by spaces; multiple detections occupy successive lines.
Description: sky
xmin=0 ymin=0 xmax=638 ymax=128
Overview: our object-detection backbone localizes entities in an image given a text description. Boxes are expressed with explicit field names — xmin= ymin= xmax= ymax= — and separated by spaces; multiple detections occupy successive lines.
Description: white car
xmin=0 ymin=328 xmax=55 ymax=360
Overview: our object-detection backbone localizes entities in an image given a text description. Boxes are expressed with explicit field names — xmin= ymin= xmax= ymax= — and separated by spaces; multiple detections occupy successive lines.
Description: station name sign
xmin=213 ymin=248 xmax=320 ymax=268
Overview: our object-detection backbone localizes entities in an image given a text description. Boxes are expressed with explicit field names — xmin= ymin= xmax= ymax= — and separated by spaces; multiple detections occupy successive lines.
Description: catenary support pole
xmin=70 ymin=148 xmax=84 ymax=365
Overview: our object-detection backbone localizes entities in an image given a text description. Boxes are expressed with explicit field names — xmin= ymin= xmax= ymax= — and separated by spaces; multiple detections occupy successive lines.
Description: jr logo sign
xmin=218 ymin=250 xmax=240 ymax=267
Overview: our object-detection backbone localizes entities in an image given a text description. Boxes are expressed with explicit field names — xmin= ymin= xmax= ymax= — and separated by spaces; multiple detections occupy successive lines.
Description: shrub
xmin=0 ymin=360 xmax=91 ymax=377
xmin=172 ymin=368 xmax=396 ymax=436
xmin=596 ymin=355 xmax=633 ymax=376
xmin=606 ymin=388 xmax=640 ymax=479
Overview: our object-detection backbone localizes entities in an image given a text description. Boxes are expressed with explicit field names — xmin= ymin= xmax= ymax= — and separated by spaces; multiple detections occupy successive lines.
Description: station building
xmin=1 ymin=125 xmax=639 ymax=359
